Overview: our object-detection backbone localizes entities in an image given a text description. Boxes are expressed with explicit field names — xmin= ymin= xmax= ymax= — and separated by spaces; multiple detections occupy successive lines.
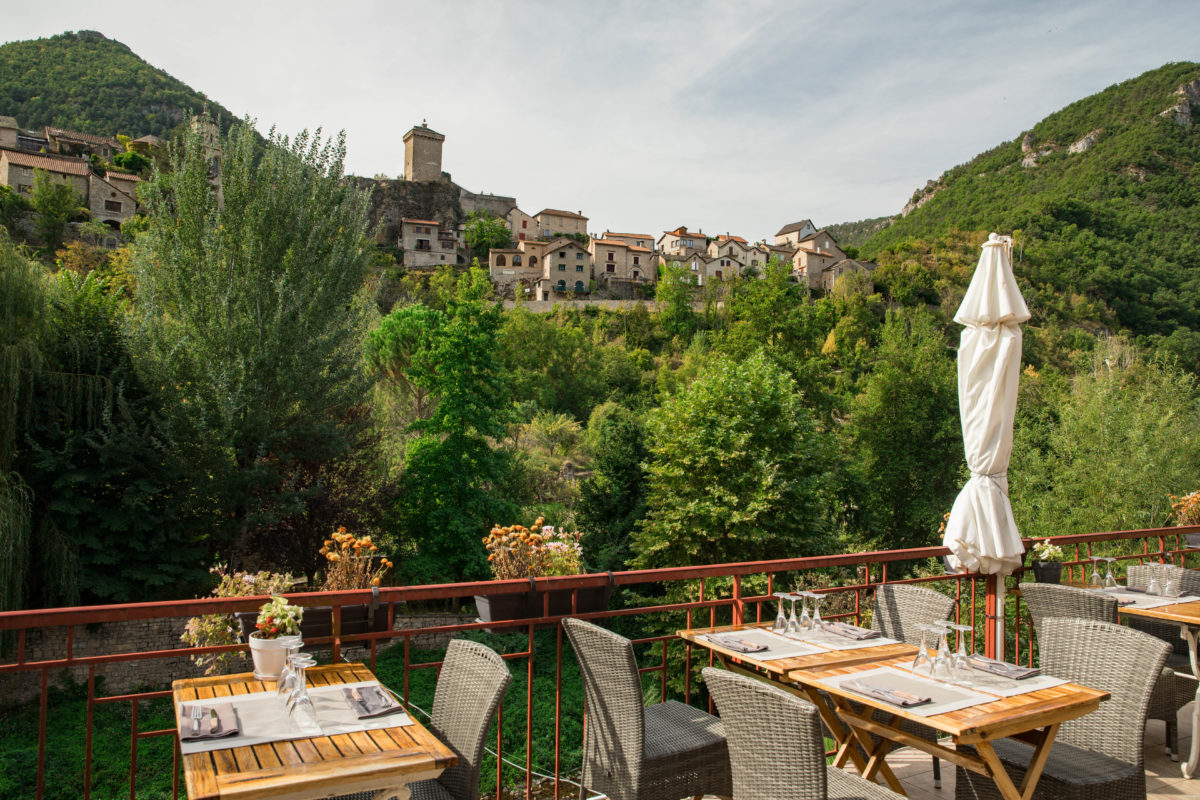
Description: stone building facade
xmin=399 ymin=217 xmax=459 ymax=268
xmin=774 ymin=218 xmax=817 ymax=247
xmin=535 ymin=208 xmax=588 ymax=239
xmin=657 ymin=225 xmax=708 ymax=257
xmin=88 ymin=172 xmax=138 ymax=228
xmin=404 ymin=123 xmax=445 ymax=182
xmin=0 ymin=148 xmax=90 ymax=198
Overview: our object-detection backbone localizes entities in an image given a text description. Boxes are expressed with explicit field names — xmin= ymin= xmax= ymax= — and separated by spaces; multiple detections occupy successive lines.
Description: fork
xmin=190 ymin=704 xmax=203 ymax=735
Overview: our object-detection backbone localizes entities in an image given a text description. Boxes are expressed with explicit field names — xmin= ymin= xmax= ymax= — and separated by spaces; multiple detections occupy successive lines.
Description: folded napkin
xmin=178 ymin=702 xmax=239 ymax=741
xmin=842 ymin=678 xmax=930 ymax=707
xmin=1120 ymin=585 xmax=1147 ymax=593
xmin=705 ymin=633 xmax=768 ymax=654
xmin=820 ymin=621 xmax=881 ymax=640
xmin=343 ymin=685 xmax=408 ymax=719
xmin=967 ymin=655 xmax=1040 ymax=680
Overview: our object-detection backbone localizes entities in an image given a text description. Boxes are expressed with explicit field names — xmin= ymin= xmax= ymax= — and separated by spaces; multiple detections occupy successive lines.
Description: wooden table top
xmin=1119 ymin=597 xmax=1200 ymax=624
xmin=172 ymin=662 xmax=456 ymax=800
xmin=678 ymin=623 xmax=918 ymax=678
xmin=796 ymin=655 xmax=1110 ymax=744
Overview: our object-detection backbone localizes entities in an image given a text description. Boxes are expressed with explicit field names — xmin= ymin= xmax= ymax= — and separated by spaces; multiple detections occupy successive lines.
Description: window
xmin=17 ymin=184 xmax=30 ymax=194
xmin=576 ymin=252 xmax=583 ymax=259
xmin=529 ymin=256 xmax=537 ymax=266
xmin=521 ymin=220 xmax=527 ymax=229
xmin=559 ymin=251 xmax=566 ymax=257
xmin=632 ymin=270 xmax=640 ymax=279
xmin=607 ymin=252 xmax=614 ymax=261
xmin=558 ymin=264 xmax=565 ymax=272
xmin=513 ymin=255 xmax=522 ymax=266
xmin=443 ymin=240 xmax=453 ymax=249
xmin=606 ymin=264 xmax=615 ymax=273
xmin=728 ymin=247 xmax=734 ymax=255
xmin=716 ymin=270 xmax=723 ymax=279
xmin=416 ymin=239 xmax=431 ymax=251
xmin=518 ymin=233 xmax=525 ymax=241
xmin=557 ymin=279 xmax=566 ymax=290
xmin=104 ymin=200 xmax=122 ymax=212
xmin=496 ymin=255 xmax=506 ymax=266
xmin=575 ymin=280 xmax=585 ymax=291
xmin=633 ymin=256 xmax=640 ymax=265
xmin=576 ymin=264 xmax=584 ymax=272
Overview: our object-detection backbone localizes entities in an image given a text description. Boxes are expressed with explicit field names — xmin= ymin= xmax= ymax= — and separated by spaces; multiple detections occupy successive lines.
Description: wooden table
xmin=1120 ymin=597 xmax=1200 ymax=779
xmin=679 ymin=624 xmax=918 ymax=789
xmin=173 ymin=662 xmax=457 ymax=800
xmin=795 ymin=656 xmax=1107 ymax=800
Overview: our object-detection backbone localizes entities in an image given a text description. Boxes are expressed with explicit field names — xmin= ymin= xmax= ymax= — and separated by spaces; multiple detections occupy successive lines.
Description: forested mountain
xmin=824 ymin=215 xmax=895 ymax=250
xmin=863 ymin=62 xmax=1200 ymax=353
xmin=0 ymin=30 xmax=239 ymax=138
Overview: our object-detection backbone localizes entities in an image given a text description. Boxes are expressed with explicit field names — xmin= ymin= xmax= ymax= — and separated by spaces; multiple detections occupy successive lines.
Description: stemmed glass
xmin=797 ymin=592 xmax=813 ymax=632
xmin=911 ymin=623 xmax=935 ymax=676
xmin=1088 ymin=556 xmax=1103 ymax=588
xmin=809 ymin=592 xmax=825 ymax=630
xmin=1148 ymin=573 xmax=1162 ymax=596
xmin=1164 ymin=575 xmax=1180 ymax=599
xmin=930 ymin=622 xmax=954 ymax=679
xmin=949 ymin=623 xmax=973 ymax=679
xmin=1103 ymin=558 xmax=1118 ymax=589
xmin=786 ymin=593 xmax=802 ymax=634
xmin=771 ymin=592 xmax=789 ymax=632
xmin=275 ymin=636 xmax=303 ymax=700
xmin=287 ymin=654 xmax=318 ymax=722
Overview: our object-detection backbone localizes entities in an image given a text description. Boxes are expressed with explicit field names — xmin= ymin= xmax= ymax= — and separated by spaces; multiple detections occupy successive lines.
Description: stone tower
xmin=403 ymin=123 xmax=444 ymax=182
xmin=190 ymin=111 xmax=223 ymax=207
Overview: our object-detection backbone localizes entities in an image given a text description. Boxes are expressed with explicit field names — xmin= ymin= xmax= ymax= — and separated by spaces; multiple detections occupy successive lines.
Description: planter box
xmin=1030 ymin=561 xmax=1063 ymax=584
xmin=235 ymin=602 xmax=392 ymax=642
xmin=474 ymin=584 xmax=612 ymax=627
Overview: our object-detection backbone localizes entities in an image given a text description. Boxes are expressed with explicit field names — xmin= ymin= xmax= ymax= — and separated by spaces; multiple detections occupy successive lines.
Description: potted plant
xmin=234 ymin=526 xmax=396 ymax=642
xmin=1171 ymin=490 xmax=1200 ymax=549
xmin=1029 ymin=539 xmax=1065 ymax=584
xmin=181 ymin=565 xmax=295 ymax=676
xmin=248 ymin=596 xmax=303 ymax=679
xmin=475 ymin=517 xmax=610 ymax=624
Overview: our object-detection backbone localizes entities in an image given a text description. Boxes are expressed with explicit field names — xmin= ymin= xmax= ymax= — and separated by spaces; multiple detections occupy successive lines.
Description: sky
xmin=4 ymin=0 xmax=1200 ymax=241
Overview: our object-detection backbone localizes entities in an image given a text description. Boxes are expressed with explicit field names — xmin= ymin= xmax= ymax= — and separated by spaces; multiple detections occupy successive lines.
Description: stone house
xmin=87 ymin=172 xmax=137 ymax=228
xmin=601 ymin=230 xmax=655 ymax=250
xmin=657 ymin=225 xmax=708 ymax=257
xmin=704 ymin=253 xmax=743 ymax=283
xmin=791 ymin=229 xmax=847 ymax=288
xmin=489 ymin=239 xmax=548 ymax=295
xmin=627 ymin=245 xmax=654 ymax=282
xmin=507 ymin=207 xmax=537 ymax=242
xmin=0 ymin=149 xmax=90 ymax=198
xmin=541 ymin=237 xmax=593 ymax=293
xmin=129 ymin=134 xmax=165 ymax=154
xmin=535 ymin=208 xmax=588 ymax=239
xmin=707 ymin=234 xmax=754 ymax=264
xmin=0 ymin=117 xmax=18 ymax=150
xmin=45 ymin=127 xmax=121 ymax=160
xmin=590 ymin=237 xmax=654 ymax=287
xmin=399 ymin=217 xmax=458 ymax=268
xmin=774 ymin=219 xmax=817 ymax=247
xmin=104 ymin=170 xmax=141 ymax=203
xmin=818 ymin=259 xmax=877 ymax=293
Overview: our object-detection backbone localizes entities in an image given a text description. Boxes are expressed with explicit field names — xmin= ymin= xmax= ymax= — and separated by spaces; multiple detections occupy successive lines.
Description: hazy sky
xmin=5 ymin=1 xmax=1199 ymax=240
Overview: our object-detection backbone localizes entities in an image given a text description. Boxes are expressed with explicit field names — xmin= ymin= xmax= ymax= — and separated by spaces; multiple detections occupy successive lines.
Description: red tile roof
xmin=46 ymin=127 xmax=119 ymax=148
xmin=537 ymin=208 xmax=588 ymax=220
xmin=604 ymin=231 xmax=653 ymax=239
xmin=0 ymin=148 xmax=91 ymax=176
xmin=717 ymin=235 xmax=748 ymax=243
xmin=628 ymin=246 xmax=652 ymax=253
xmin=401 ymin=218 xmax=441 ymax=226
xmin=592 ymin=239 xmax=629 ymax=247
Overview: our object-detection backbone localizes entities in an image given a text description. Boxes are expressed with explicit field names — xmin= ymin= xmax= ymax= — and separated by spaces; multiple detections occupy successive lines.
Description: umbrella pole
xmin=984 ymin=574 xmax=1003 ymax=659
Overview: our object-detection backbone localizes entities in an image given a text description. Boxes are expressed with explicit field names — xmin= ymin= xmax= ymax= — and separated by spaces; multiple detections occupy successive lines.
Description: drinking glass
xmin=810 ymin=593 xmax=825 ymax=629
xmin=771 ymin=592 xmax=789 ymax=632
xmin=287 ymin=654 xmax=318 ymax=721
xmin=911 ymin=623 xmax=935 ymax=676
xmin=1088 ymin=556 xmax=1103 ymax=588
xmin=1148 ymin=574 xmax=1162 ymax=596
xmin=1164 ymin=576 xmax=1179 ymax=598
xmin=786 ymin=594 xmax=801 ymax=634
xmin=949 ymin=623 xmax=973 ymax=678
xmin=1103 ymin=558 xmax=1118 ymax=589
xmin=798 ymin=592 xmax=813 ymax=632
xmin=275 ymin=636 xmax=303 ymax=699
xmin=930 ymin=622 xmax=953 ymax=679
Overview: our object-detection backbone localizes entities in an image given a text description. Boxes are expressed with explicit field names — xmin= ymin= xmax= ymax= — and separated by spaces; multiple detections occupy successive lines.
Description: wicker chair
xmin=562 ymin=617 xmax=732 ymax=800
xmin=1020 ymin=582 xmax=1117 ymax=631
xmin=703 ymin=667 xmax=899 ymax=799
xmin=867 ymin=583 xmax=956 ymax=787
xmin=955 ymin=617 xmax=1170 ymax=800
xmin=406 ymin=639 xmax=512 ymax=800
xmin=1125 ymin=563 xmax=1198 ymax=760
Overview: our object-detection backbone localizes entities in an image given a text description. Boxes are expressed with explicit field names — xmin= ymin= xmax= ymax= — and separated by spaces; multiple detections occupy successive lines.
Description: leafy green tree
xmin=655 ymin=260 xmax=697 ymax=340
xmin=843 ymin=309 xmax=961 ymax=551
xmin=0 ymin=185 xmax=31 ymax=236
xmin=525 ymin=411 xmax=581 ymax=457
xmin=578 ymin=402 xmax=648 ymax=571
xmin=32 ymin=170 xmax=85 ymax=251
xmin=133 ymin=119 xmax=376 ymax=563
xmin=633 ymin=351 xmax=833 ymax=568
xmin=382 ymin=268 xmax=518 ymax=582
xmin=112 ymin=150 xmax=150 ymax=174
xmin=462 ymin=211 xmax=512 ymax=258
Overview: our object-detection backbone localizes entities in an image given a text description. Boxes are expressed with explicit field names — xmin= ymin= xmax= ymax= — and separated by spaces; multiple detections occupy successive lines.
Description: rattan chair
xmin=406 ymin=639 xmax=512 ymax=800
xmin=563 ymin=617 xmax=732 ymax=800
xmin=1125 ymin=563 xmax=1198 ymax=760
xmin=703 ymin=667 xmax=900 ymax=800
xmin=1020 ymin=582 xmax=1117 ymax=630
xmin=955 ymin=617 xmax=1170 ymax=800
xmin=867 ymin=583 xmax=956 ymax=786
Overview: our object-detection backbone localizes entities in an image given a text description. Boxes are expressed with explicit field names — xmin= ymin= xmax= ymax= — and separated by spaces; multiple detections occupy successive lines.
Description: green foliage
xmin=577 ymin=402 xmax=648 ymax=571
xmin=133 ymin=118 xmax=376 ymax=562
xmin=0 ymin=30 xmax=239 ymax=138
xmin=523 ymin=411 xmax=581 ymax=457
xmin=462 ymin=210 xmax=512 ymax=256
xmin=634 ymin=351 xmax=834 ymax=569
xmin=111 ymin=150 xmax=150 ymax=174
xmin=31 ymin=170 xmax=85 ymax=251
xmin=0 ymin=185 xmax=31 ymax=236
xmin=654 ymin=260 xmax=697 ymax=340
xmin=824 ymin=215 xmax=896 ymax=249
xmin=844 ymin=309 xmax=962 ymax=552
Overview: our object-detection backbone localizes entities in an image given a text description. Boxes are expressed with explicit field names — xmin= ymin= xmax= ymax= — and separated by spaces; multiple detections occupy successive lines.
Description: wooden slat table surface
xmin=173 ymin=662 xmax=456 ymax=800
xmin=678 ymin=623 xmax=918 ymax=678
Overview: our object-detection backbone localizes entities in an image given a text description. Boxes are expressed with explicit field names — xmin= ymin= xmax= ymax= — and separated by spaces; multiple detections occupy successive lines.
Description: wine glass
xmin=949 ymin=623 xmax=973 ymax=678
xmin=809 ymin=592 xmax=825 ymax=629
xmin=275 ymin=636 xmax=303 ymax=699
xmin=798 ymin=592 xmax=813 ymax=632
xmin=786 ymin=593 xmax=801 ymax=634
xmin=287 ymin=654 xmax=318 ymax=721
xmin=930 ymin=622 xmax=953 ymax=679
xmin=1148 ymin=573 xmax=1162 ymax=596
xmin=771 ymin=592 xmax=788 ymax=632
xmin=911 ymin=623 xmax=935 ymax=676
xmin=1103 ymin=558 xmax=1118 ymax=589
xmin=1164 ymin=575 xmax=1179 ymax=599
xmin=1088 ymin=556 xmax=1103 ymax=588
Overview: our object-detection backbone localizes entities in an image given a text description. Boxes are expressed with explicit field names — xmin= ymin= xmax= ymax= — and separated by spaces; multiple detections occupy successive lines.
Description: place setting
xmin=1083 ymin=557 xmax=1199 ymax=608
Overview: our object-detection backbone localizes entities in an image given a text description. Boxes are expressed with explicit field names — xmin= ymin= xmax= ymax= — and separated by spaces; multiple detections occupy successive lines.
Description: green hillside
xmin=825 ymin=215 xmax=895 ymax=249
xmin=863 ymin=62 xmax=1200 ymax=343
xmin=0 ymin=30 xmax=239 ymax=139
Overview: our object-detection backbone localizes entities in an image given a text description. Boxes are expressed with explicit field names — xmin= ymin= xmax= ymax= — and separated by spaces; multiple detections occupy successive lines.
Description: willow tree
xmin=133 ymin=119 xmax=376 ymax=562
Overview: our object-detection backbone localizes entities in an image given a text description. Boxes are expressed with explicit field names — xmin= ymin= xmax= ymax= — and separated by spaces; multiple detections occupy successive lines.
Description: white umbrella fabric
xmin=942 ymin=233 xmax=1030 ymax=576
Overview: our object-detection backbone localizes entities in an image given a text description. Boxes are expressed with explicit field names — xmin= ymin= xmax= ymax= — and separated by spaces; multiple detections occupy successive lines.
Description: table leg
xmin=1183 ymin=626 xmax=1200 ymax=779
xmin=828 ymin=697 xmax=907 ymax=797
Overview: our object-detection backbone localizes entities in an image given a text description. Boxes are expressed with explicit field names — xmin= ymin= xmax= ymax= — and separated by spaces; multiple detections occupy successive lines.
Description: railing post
xmin=731 ymin=575 xmax=743 ymax=626
xmin=984 ymin=574 xmax=1001 ymax=660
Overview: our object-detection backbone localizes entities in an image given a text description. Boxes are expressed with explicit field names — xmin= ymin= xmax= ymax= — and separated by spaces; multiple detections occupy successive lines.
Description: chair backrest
xmin=870 ymin=584 xmax=955 ymax=646
xmin=1038 ymin=617 xmax=1169 ymax=765
xmin=1021 ymin=583 xmax=1116 ymax=640
xmin=562 ymin=617 xmax=646 ymax=789
xmin=1127 ymin=563 xmax=1200 ymax=595
xmin=703 ymin=668 xmax=826 ymax=800
xmin=429 ymin=639 xmax=513 ymax=800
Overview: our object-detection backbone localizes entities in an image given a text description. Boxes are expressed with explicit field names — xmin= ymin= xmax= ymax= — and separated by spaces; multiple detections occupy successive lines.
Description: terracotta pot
xmin=1031 ymin=561 xmax=1063 ymax=584
xmin=247 ymin=632 xmax=288 ymax=680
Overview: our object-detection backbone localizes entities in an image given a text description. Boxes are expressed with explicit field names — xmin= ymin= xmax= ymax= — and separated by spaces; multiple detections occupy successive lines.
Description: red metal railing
xmin=0 ymin=525 xmax=1196 ymax=799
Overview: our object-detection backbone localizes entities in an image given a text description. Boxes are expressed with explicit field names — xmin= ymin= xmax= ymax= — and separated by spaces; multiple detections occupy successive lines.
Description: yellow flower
xmin=371 ymin=577 xmax=381 ymax=587
xmin=328 ymin=553 xmax=341 ymax=562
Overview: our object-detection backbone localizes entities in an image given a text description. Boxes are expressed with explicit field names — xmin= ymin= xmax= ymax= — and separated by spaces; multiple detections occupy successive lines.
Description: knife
xmin=352 ymin=687 xmax=372 ymax=713
xmin=209 ymin=708 xmax=219 ymax=734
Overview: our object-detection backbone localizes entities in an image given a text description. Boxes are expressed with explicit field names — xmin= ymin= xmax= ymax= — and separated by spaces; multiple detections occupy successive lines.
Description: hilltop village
xmin=0 ymin=114 xmax=877 ymax=298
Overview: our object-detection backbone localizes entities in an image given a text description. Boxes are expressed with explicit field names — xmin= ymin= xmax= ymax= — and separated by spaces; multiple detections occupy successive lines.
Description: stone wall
xmin=364 ymin=178 xmax=464 ymax=246
xmin=0 ymin=610 xmax=476 ymax=708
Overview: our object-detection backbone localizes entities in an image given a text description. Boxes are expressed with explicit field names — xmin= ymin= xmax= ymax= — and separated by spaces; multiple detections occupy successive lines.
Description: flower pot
xmin=474 ymin=582 xmax=613 ymax=627
xmin=1031 ymin=561 xmax=1063 ymax=584
xmin=248 ymin=632 xmax=288 ymax=680
xmin=235 ymin=601 xmax=393 ymax=644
